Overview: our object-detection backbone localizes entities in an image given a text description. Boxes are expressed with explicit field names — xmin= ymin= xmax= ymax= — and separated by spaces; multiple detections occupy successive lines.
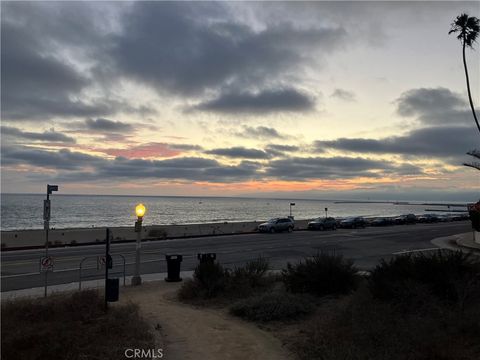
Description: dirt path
xmin=119 ymin=281 xmax=292 ymax=360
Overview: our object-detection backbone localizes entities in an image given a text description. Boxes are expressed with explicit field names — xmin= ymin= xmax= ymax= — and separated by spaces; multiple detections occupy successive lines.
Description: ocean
xmin=0 ymin=193 xmax=468 ymax=231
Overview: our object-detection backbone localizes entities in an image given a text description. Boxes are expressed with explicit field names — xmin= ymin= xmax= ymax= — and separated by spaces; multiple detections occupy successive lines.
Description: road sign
xmin=43 ymin=200 xmax=51 ymax=221
xmin=98 ymin=256 xmax=106 ymax=269
xmin=40 ymin=256 xmax=54 ymax=272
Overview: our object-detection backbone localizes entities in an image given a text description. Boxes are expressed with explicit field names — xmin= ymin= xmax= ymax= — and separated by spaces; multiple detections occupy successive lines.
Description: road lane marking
xmin=392 ymin=247 xmax=439 ymax=255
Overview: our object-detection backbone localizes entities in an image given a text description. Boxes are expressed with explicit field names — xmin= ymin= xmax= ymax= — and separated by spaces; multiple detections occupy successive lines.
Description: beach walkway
xmin=119 ymin=281 xmax=291 ymax=360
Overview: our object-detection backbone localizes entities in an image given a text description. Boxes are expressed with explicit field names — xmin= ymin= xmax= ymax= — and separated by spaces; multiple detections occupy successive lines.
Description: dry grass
xmin=1 ymin=290 xmax=154 ymax=360
xmin=293 ymin=284 xmax=480 ymax=360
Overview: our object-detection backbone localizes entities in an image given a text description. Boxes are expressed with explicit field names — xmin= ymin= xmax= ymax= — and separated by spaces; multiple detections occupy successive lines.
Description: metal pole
xmin=44 ymin=192 xmax=49 ymax=297
xmin=289 ymin=204 xmax=292 ymax=217
xmin=131 ymin=218 xmax=142 ymax=286
xmin=105 ymin=228 xmax=110 ymax=311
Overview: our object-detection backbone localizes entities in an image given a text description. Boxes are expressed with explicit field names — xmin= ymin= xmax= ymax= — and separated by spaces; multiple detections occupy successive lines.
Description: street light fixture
xmin=131 ymin=203 xmax=146 ymax=286
xmin=44 ymin=184 xmax=58 ymax=297
xmin=289 ymin=202 xmax=295 ymax=218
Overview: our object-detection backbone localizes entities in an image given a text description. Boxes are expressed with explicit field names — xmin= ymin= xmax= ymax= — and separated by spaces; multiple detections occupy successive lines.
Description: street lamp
xmin=44 ymin=184 xmax=58 ymax=297
xmin=289 ymin=202 xmax=295 ymax=218
xmin=131 ymin=203 xmax=146 ymax=286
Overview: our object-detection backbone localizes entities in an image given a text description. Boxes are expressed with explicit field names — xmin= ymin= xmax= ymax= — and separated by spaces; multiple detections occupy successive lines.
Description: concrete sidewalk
xmin=455 ymin=232 xmax=480 ymax=251
xmin=432 ymin=232 xmax=480 ymax=252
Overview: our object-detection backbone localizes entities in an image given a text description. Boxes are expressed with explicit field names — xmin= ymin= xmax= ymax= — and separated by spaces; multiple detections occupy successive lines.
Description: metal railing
xmin=78 ymin=254 xmax=126 ymax=290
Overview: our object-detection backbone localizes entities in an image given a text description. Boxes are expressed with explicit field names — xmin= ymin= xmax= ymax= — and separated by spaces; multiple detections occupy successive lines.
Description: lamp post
xmin=131 ymin=203 xmax=146 ymax=286
xmin=289 ymin=203 xmax=295 ymax=218
xmin=44 ymin=184 xmax=58 ymax=297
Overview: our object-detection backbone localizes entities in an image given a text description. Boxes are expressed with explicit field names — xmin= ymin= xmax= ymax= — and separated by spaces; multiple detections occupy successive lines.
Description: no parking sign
xmin=40 ymin=256 xmax=54 ymax=272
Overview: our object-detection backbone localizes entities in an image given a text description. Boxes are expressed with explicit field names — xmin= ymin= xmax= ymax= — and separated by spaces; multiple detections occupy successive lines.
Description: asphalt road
xmin=1 ymin=221 xmax=471 ymax=292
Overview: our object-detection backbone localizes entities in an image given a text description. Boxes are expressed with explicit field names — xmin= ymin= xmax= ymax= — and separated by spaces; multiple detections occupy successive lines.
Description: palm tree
xmin=449 ymin=13 xmax=480 ymax=134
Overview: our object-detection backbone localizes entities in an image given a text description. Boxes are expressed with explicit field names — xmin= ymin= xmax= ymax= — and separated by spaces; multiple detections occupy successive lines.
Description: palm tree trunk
xmin=462 ymin=37 xmax=480 ymax=135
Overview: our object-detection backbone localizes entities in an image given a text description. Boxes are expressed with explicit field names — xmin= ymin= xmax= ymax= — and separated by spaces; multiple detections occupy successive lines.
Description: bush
xmin=369 ymin=250 xmax=480 ymax=306
xmin=282 ymin=252 xmax=358 ymax=297
xmin=179 ymin=257 xmax=272 ymax=301
xmin=1 ymin=290 xmax=154 ymax=360
xmin=225 ymin=257 xmax=271 ymax=297
xmin=294 ymin=286 xmax=480 ymax=360
xmin=179 ymin=261 xmax=227 ymax=300
xmin=230 ymin=292 xmax=314 ymax=322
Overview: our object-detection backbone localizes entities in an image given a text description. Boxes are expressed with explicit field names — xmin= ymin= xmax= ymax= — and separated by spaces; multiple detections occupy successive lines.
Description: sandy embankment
xmin=1 ymin=220 xmax=311 ymax=249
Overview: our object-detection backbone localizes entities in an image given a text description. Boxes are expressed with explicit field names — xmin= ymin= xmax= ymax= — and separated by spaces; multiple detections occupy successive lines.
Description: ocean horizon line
xmin=0 ymin=192 xmax=470 ymax=205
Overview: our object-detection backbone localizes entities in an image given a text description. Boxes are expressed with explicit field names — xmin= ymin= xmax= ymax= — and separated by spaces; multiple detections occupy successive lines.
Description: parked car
xmin=258 ymin=217 xmax=294 ymax=233
xmin=340 ymin=217 xmax=366 ymax=228
xmin=308 ymin=217 xmax=337 ymax=231
xmin=417 ymin=214 xmax=439 ymax=223
xmin=393 ymin=214 xmax=417 ymax=225
xmin=371 ymin=217 xmax=394 ymax=226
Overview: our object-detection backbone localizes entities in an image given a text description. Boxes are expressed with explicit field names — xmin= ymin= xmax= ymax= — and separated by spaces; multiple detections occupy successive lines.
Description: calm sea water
xmin=0 ymin=194 xmax=467 ymax=231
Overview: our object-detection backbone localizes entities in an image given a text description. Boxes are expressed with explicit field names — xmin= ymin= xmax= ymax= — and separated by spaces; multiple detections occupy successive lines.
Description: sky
xmin=1 ymin=1 xmax=479 ymax=201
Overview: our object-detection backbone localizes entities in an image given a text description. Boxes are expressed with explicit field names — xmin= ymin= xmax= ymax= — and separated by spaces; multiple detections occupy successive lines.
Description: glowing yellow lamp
xmin=135 ymin=203 xmax=146 ymax=218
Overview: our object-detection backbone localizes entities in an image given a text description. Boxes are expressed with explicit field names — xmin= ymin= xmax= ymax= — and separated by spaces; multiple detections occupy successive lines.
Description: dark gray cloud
xmin=0 ymin=8 xmax=109 ymax=121
xmin=395 ymin=87 xmax=473 ymax=125
xmin=168 ymin=144 xmax=204 ymax=151
xmin=1 ymin=146 xmax=105 ymax=170
xmin=85 ymin=118 xmax=133 ymax=132
xmin=1 ymin=145 xmax=259 ymax=183
xmin=109 ymin=2 xmax=346 ymax=96
xmin=265 ymin=156 xmax=424 ymax=180
xmin=193 ymin=88 xmax=315 ymax=114
xmin=236 ymin=126 xmax=288 ymax=140
xmin=331 ymin=88 xmax=356 ymax=102
xmin=315 ymin=125 xmax=479 ymax=164
xmin=1 ymin=126 xmax=76 ymax=143
xmin=205 ymin=147 xmax=271 ymax=159
xmin=266 ymin=144 xmax=300 ymax=152
xmin=1 ymin=2 xmax=154 ymax=121
xmin=2 ymin=143 xmax=429 ymax=185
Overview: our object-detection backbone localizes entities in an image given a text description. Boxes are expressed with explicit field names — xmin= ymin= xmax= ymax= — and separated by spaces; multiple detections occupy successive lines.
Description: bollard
xmin=165 ymin=255 xmax=183 ymax=282
xmin=106 ymin=278 xmax=119 ymax=302
xmin=197 ymin=253 xmax=216 ymax=264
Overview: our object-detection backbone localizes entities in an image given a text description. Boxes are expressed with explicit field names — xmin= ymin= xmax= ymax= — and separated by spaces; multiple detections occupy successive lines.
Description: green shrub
xmin=282 ymin=252 xmax=358 ymax=297
xmin=230 ymin=292 xmax=314 ymax=322
xmin=369 ymin=250 xmax=480 ymax=306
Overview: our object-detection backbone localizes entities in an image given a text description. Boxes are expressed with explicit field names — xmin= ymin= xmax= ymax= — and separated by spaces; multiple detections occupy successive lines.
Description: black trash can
xmin=197 ymin=253 xmax=216 ymax=264
xmin=165 ymin=255 xmax=183 ymax=282
xmin=106 ymin=278 xmax=119 ymax=302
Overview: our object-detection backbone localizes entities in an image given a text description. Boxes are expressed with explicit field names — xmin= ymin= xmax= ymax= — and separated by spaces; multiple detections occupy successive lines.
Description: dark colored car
xmin=417 ymin=214 xmax=439 ymax=223
xmin=258 ymin=217 xmax=294 ymax=233
xmin=340 ymin=217 xmax=366 ymax=228
xmin=393 ymin=214 xmax=417 ymax=225
xmin=371 ymin=217 xmax=394 ymax=226
xmin=308 ymin=217 xmax=337 ymax=231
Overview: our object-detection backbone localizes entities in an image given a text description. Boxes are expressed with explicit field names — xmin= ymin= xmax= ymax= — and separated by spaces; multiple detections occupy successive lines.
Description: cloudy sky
xmin=1 ymin=1 xmax=479 ymax=200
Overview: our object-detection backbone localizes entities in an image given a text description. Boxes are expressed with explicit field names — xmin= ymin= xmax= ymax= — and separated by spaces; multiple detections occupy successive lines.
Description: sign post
xmin=44 ymin=184 xmax=58 ymax=297
xmin=289 ymin=203 xmax=295 ymax=218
